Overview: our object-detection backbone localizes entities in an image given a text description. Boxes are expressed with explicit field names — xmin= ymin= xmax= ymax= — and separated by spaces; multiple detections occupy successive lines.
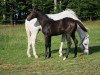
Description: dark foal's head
xmin=27 ymin=8 xmax=38 ymax=21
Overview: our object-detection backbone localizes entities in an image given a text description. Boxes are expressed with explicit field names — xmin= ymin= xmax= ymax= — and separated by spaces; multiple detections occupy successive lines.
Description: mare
xmin=26 ymin=8 xmax=88 ymax=60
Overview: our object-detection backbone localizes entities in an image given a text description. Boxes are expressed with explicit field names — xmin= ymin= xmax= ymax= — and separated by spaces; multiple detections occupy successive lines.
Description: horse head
xmin=80 ymin=36 xmax=89 ymax=55
xmin=27 ymin=7 xmax=38 ymax=21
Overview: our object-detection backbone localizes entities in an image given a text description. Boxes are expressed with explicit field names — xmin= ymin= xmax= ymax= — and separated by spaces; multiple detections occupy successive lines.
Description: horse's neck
xmin=77 ymin=25 xmax=87 ymax=40
xmin=37 ymin=12 xmax=52 ymax=27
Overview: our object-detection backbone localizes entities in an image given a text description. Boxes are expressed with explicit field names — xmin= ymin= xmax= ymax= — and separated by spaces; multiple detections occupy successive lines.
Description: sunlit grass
xmin=0 ymin=20 xmax=100 ymax=75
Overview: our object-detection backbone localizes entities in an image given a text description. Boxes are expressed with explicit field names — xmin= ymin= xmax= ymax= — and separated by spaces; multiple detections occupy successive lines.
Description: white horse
xmin=25 ymin=9 xmax=89 ymax=58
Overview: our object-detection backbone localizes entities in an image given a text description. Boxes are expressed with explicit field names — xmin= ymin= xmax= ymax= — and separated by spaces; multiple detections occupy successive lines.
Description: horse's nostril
xmin=84 ymin=50 xmax=89 ymax=55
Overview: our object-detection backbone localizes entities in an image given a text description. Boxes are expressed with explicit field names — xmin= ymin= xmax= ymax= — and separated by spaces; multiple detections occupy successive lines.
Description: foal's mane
xmin=36 ymin=9 xmax=54 ymax=22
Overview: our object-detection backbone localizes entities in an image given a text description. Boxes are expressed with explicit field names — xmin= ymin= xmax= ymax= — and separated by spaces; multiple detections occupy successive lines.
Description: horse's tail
xmin=75 ymin=20 xmax=87 ymax=32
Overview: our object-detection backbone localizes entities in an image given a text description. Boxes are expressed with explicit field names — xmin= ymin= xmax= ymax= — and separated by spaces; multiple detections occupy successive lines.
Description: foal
xmin=27 ymin=8 xmax=87 ymax=60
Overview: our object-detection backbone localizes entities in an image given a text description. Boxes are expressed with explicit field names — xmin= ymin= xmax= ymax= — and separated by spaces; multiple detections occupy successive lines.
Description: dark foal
xmin=27 ymin=8 xmax=87 ymax=59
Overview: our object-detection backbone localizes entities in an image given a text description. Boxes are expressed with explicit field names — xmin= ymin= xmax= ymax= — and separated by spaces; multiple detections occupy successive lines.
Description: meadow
xmin=0 ymin=20 xmax=100 ymax=75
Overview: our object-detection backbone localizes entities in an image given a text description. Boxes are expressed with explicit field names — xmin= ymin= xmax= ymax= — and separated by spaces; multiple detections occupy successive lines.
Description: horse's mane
xmin=37 ymin=10 xmax=54 ymax=22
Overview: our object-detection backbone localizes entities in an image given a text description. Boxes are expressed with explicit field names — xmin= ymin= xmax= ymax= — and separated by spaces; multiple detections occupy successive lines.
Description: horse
xmin=25 ymin=9 xmax=89 ymax=59
xmin=26 ymin=8 xmax=88 ymax=60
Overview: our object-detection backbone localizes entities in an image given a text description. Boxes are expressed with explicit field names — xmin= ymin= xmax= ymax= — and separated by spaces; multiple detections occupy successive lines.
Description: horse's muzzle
xmin=84 ymin=49 xmax=89 ymax=55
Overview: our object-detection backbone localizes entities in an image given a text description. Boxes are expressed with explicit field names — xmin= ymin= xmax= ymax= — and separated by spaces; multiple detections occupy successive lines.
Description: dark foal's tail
xmin=75 ymin=20 xmax=88 ymax=32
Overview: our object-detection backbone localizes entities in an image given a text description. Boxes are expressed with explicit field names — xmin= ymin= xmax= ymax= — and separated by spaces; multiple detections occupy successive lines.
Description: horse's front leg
xmin=59 ymin=34 xmax=65 ymax=57
xmin=63 ymin=34 xmax=71 ymax=60
xmin=48 ymin=36 xmax=51 ymax=58
xmin=45 ymin=36 xmax=51 ymax=59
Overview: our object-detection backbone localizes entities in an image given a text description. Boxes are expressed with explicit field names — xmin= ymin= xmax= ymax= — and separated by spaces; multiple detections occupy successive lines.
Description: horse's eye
xmin=84 ymin=43 xmax=87 ymax=45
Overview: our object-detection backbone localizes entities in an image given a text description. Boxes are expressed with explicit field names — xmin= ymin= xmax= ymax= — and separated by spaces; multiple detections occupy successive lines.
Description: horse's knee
xmin=75 ymin=39 xmax=78 ymax=44
xmin=67 ymin=41 xmax=72 ymax=47
xmin=73 ymin=38 xmax=78 ymax=45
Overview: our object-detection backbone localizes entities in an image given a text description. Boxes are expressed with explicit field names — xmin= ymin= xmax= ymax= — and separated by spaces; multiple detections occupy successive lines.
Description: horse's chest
xmin=42 ymin=26 xmax=51 ymax=35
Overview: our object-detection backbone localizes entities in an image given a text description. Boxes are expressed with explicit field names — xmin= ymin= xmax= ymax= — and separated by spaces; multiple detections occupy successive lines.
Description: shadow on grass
xmin=39 ymin=46 xmax=100 ymax=57
xmin=52 ymin=47 xmax=82 ymax=54
xmin=89 ymin=46 xmax=100 ymax=54
xmin=52 ymin=46 xmax=100 ymax=55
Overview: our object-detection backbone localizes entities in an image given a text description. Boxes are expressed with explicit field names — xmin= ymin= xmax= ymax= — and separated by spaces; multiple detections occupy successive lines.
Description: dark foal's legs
xmin=45 ymin=36 xmax=51 ymax=58
xmin=63 ymin=34 xmax=72 ymax=60
xmin=71 ymin=33 xmax=78 ymax=58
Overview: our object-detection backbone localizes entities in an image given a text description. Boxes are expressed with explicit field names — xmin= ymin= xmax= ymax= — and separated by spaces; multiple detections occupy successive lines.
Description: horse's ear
xmin=32 ymin=7 xmax=35 ymax=10
xmin=32 ymin=7 xmax=38 ymax=12
xmin=32 ymin=5 xmax=36 ymax=10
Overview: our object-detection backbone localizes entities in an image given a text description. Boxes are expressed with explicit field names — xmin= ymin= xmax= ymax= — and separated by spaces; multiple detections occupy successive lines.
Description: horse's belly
xmin=51 ymin=31 xmax=64 ymax=36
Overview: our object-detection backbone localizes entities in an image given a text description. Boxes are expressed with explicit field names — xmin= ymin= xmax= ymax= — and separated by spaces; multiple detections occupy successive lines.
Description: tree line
xmin=0 ymin=0 xmax=100 ymax=24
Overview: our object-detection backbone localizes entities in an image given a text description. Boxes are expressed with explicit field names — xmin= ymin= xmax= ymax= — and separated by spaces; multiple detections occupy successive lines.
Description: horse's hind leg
xmin=25 ymin=27 xmax=31 ymax=58
xmin=71 ymin=33 xmax=78 ymax=58
xmin=59 ymin=34 xmax=65 ymax=57
xmin=27 ymin=35 xmax=31 ymax=57
xmin=63 ymin=34 xmax=71 ymax=60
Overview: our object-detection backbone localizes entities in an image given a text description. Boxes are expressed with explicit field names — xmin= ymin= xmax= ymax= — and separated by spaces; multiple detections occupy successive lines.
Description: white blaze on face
xmin=82 ymin=37 xmax=89 ymax=55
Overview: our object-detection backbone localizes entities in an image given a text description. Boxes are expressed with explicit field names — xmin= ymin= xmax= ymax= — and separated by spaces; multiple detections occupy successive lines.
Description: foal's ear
xmin=32 ymin=5 xmax=40 ymax=12
xmin=32 ymin=7 xmax=35 ymax=11
xmin=32 ymin=6 xmax=38 ymax=12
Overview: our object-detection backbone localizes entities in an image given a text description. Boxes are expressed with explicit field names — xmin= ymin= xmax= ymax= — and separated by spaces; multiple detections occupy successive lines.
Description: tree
xmin=0 ymin=0 xmax=100 ymax=24
xmin=0 ymin=0 xmax=7 ymax=23
xmin=62 ymin=0 xmax=100 ymax=20
xmin=54 ymin=0 xmax=57 ymax=13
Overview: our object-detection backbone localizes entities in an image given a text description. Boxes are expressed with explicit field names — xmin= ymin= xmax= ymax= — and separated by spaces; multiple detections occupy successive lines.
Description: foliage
xmin=0 ymin=0 xmax=100 ymax=24
xmin=64 ymin=0 xmax=100 ymax=20
xmin=32 ymin=0 xmax=54 ymax=13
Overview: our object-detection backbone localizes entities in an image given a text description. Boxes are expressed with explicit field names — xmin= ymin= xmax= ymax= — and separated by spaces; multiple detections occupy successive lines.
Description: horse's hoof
xmin=45 ymin=57 xmax=49 ymax=59
xmin=74 ymin=56 xmax=77 ymax=58
xmin=47 ymin=56 xmax=51 ymax=58
xmin=63 ymin=57 xmax=66 ymax=60
xmin=35 ymin=56 xmax=38 ymax=59
xmin=27 ymin=55 xmax=31 ymax=58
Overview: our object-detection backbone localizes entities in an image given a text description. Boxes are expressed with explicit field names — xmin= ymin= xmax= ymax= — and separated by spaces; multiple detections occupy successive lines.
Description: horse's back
xmin=47 ymin=9 xmax=80 ymax=21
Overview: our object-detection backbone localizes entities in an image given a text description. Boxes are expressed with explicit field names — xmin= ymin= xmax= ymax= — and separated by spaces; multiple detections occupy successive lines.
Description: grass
xmin=0 ymin=20 xmax=100 ymax=75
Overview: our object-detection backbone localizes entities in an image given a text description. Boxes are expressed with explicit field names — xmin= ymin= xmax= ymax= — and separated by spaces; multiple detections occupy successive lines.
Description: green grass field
xmin=0 ymin=20 xmax=100 ymax=75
